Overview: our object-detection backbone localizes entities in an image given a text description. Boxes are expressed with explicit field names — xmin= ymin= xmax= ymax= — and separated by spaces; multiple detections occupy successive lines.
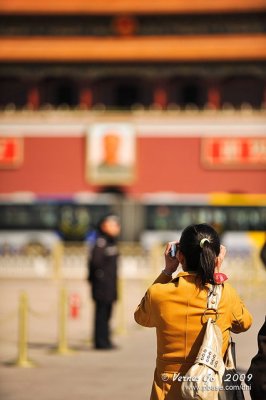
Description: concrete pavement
xmin=0 ymin=277 xmax=265 ymax=400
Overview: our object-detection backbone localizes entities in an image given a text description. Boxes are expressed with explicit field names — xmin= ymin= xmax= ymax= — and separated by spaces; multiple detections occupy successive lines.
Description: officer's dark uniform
xmin=246 ymin=317 xmax=266 ymax=400
xmin=260 ymin=241 xmax=266 ymax=269
xmin=88 ymin=232 xmax=119 ymax=349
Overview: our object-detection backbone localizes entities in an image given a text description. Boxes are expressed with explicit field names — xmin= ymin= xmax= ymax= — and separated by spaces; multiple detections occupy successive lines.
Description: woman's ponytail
xmin=199 ymin=240 xmax=217 ymax=285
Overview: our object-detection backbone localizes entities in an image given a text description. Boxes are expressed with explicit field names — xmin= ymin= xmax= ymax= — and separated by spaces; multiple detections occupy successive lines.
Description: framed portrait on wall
xmin=86 ymin=123 xmax=136 ymax=185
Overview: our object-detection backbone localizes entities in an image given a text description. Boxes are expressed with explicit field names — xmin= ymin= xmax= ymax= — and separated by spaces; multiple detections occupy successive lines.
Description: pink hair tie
xmin=214 ymin=272 xmax=228 ymax=284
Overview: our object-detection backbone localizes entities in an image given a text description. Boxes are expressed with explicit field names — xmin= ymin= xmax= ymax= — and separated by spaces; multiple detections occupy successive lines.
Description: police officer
xmin=246 ymin=317 xmax=266 ymax=400
xmin=88 ymin=214 xmax=120 ymax=349
xmin=260 ymin=239 xmax=266 ymax=269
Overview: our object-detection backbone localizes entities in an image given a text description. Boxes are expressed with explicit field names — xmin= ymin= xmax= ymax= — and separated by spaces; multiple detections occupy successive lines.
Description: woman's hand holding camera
xmin=164 ymin=241 xmax=180 ymax=276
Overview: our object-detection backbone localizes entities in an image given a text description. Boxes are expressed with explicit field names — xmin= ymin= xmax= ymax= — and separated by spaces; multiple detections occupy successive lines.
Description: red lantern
xmin=112 ymin=15 xmax=137 ymax=36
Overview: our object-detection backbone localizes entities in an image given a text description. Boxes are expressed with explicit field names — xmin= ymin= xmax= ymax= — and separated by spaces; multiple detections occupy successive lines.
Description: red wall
xmin=0 ymin=136 xmax=265 ymax=195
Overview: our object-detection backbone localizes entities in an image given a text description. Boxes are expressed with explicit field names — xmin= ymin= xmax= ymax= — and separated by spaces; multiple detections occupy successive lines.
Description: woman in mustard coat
xmin=134 ymin=223 xmax=252 ymax=400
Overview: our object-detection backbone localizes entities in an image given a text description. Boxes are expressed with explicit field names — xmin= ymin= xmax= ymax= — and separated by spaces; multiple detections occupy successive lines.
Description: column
xmin=153 ymin=82 xmax=168 ymax=109
xmin=207 ymin=81 xmax=221 ymax=109
xmin=27 ymin=84 xmax=40 ymax=110
xmin=79 ymin=83 xmax=93 ymax=109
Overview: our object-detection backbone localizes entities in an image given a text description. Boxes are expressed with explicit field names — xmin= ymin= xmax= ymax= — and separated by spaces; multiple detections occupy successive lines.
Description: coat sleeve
xmin=134 ymin=287 xmax=156 ymax=328
xmin=134 ymin=272 xmax=172 ymax=327
xmin=88 ymin=243 xmax=106 ymax=282
xmin=228 ymin=285 xmax=253 ymax=333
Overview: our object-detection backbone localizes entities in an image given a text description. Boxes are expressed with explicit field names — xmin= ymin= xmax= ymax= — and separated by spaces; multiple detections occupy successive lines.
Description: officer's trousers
xmin=94 ymin=300 xmax=113 ymax=349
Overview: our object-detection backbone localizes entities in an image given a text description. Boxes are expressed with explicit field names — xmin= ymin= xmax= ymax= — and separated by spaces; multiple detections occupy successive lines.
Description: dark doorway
xmin=99 ymin=186 xmax=126 ymax=196
xmin=169 ymin=77 xmax=206 ymax=108
xmin=40 ymin=78 xmax=78 ymax=107
xmin=221 ymin=77 xmax=264 ymax=108
xmin=0 ymin=78 xmax=27 ymax=108
xmin=181 ymin=84 xmax=199 ymax=106
xmin=115 ymin=84 xmax=139 ymax=108
xmin=55 ymin=83 xmax=76 ymax=106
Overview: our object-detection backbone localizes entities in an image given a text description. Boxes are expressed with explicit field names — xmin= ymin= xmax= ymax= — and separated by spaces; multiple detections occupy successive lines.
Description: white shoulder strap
xmin=207 ymin=284 xmax=223 ymax=311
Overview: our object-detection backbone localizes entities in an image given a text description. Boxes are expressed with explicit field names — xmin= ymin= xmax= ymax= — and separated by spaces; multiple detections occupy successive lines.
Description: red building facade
xmin=0 ymin=113 xmax=265 ymax=196
xmin=0 ymin=1 xmax=265 ymax=208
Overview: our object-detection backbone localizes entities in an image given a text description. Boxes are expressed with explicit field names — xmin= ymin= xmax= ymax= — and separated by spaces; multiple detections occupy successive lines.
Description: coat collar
xmin=171 ymin=271 xmax=197 ymax=283
xmin=177 ymin=271 xmax=197 ymax=277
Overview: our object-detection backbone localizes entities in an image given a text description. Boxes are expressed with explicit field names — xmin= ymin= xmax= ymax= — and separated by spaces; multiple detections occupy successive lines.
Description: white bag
xmin=181 ymin=285 xmax=225 ymax=400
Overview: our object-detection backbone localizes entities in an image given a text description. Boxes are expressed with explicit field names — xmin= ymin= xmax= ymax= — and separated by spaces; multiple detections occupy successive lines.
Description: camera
xmin=169 ymin=243 xmax=178 ymax=258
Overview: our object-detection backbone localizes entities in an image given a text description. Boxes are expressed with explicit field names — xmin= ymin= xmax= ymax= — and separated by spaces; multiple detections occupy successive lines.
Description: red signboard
xmin=0 ymin=137 xmax=23 ymax=168
xmin=201 ymin=137 xmax=266 ymax=169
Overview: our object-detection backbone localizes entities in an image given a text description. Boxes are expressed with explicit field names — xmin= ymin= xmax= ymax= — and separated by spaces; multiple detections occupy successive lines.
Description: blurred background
xmin=0 ymin=1 xmax=265 ymax=399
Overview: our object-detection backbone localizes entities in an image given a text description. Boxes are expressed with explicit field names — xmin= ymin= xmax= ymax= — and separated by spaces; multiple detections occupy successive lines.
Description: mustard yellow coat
xmin=134 ymin=271 xmax=252 ymax=400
